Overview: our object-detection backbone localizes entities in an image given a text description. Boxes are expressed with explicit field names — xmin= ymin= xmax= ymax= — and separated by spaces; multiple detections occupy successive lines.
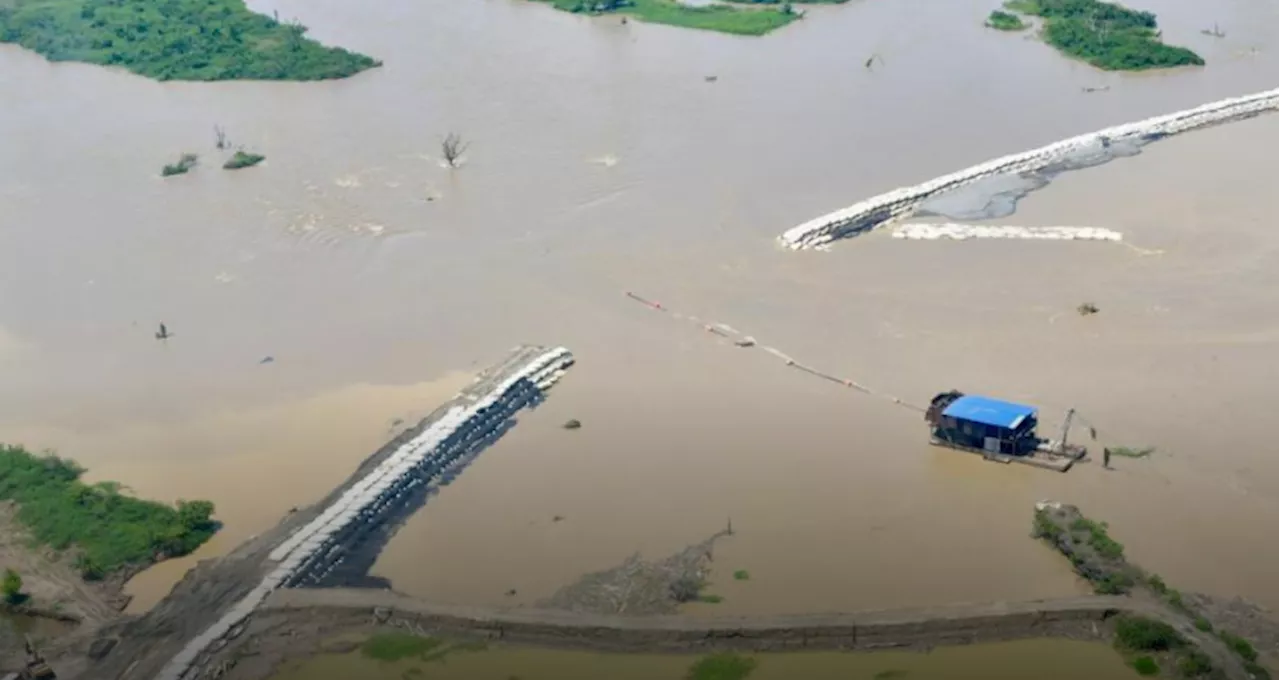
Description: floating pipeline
xmin=155 ymin=345 xmax=576 ymax=680
xmin=892 ymin=224 xmax=1124 ymax=242
xmin=779 ymin=89 xmax=1279 ymax=250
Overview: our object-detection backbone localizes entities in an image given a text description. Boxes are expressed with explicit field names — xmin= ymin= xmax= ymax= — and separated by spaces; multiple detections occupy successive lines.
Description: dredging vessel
xmin=925 ymin=391 xmax=1088 ymax=472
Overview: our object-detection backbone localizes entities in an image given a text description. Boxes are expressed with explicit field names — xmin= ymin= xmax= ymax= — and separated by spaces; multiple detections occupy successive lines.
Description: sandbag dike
xmin=779 ymin=89 xmax=1280 ymax=250
xmin=87 ymin=345 xmax=576 ymax=680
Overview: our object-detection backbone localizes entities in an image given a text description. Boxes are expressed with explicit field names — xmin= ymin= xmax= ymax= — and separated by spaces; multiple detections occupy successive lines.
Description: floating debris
xmin=562 ymin=419 xmax=582 ymax=430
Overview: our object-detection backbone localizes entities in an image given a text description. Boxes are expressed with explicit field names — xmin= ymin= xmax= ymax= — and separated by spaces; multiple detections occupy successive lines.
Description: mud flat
xmin=779 ymin=89 xmax=1279 ymax=249
xmin=71 ymin=345 xmax=575 ymax=680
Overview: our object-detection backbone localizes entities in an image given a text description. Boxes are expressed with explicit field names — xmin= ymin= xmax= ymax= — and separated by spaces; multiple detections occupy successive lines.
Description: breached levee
xmin=155 ymin=345 xmax=576 ymax=680
xmin=779 ymin=89 xmax=1279 ymax=250
xmin=892 ymin=224 xmax=1123 ymax=242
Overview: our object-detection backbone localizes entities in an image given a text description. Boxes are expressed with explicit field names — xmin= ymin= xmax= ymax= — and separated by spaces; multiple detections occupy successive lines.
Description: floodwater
xmin=1 ymin=0 xmax=1276 ymax=623
xmin=266 ymin=639 xmax=1138 ymax=680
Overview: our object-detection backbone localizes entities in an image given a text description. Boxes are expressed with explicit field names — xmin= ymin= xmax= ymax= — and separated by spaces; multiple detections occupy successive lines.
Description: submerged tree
xmin=441 ymin=133 xmax=469 ymax=168
xmin=214 ymin=125 xmax=229 ymax=150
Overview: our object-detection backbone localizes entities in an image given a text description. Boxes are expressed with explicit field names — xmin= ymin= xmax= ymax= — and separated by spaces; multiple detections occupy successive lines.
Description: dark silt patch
xmin=917 ymin=135 xmax=1156 ymax=222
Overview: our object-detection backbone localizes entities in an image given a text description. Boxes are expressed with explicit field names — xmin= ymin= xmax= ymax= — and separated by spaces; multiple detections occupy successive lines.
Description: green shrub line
xmin=0 ymin=0 xmax=380 ymax=81
xmin=0 ymin=444 xmax=219 ymax=579
xmin=1033 ymin=506 xmax=1276 ymax=679
xmin=997 ymin=0 xmax=1203 ymax=71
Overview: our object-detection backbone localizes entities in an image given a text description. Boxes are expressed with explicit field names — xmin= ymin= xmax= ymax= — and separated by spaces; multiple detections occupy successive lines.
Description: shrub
xmin=986 ymin=9 xmax=1026 ymax=30
xmin=1114 ymin=615 xmax=1184 ymax=652
xmin=732 ymin=570 xmax=750 ymax=581
xmin=223 ymin=151 xmax=265 ymax=170
xmin=1177 ymin=650 xmax=1213 ymax=677
xmin=1218 ymin=631 xmax=1258 ymax=663
xmin=2 ymin=568 xmax=23 ymax=604
xmin=161 ymin=153 xmax=198 ymax=177
xmin=1132 ymin=656 xmax=1160 ymax=676
xmin=1193 ymin=616 xmax=1212 ymax=632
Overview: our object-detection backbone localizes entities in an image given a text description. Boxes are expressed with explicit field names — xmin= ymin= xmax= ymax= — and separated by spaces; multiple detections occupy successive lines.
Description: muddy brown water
xmin=0 ymin=0 xmax=1276 ymax=626
xmin=264 ymin=640 xmax=1136 ymax=680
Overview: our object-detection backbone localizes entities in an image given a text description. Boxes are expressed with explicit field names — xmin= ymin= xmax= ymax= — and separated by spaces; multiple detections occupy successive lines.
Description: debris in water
xmin=704 ymin=75 xmax=718 ymax=82
xmin=155 ymin=323 xmax=172 ymax=340
xmin=562 ymin=419 xmax=582 ymax=430
xmin=552 ymin=515 xmax=565 ymax=523
xmin=1077 ymin=302 xmax=1099 ymax=316
xmin=259 ymin=356 xmax=275 ymax=364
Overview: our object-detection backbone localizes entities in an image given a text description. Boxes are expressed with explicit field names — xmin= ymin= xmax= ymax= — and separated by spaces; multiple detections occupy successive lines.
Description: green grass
xmin=162 ymin=152 xmax=198 ymax=177
xmin=1131 ymin=656 xmax=1160 ymax=676
xmin=686 ymin=653 xmax=757 ymax=680
xmin=1177 ymin=650 xmax=1213 ymax=677
xmin=698 ymin=593 xmax=724 ymax=604
xmin=999 ymin=0 xmax=1203 ymax=71
xmin=0 ymin=0 xmax=380 ymax=81
xmin=0 ymin=445 xmax=219 ymax=579
xmin=1192 ymin=617 xmax=1212 ymax=632
xmin=360 ymin=633 xmax=444 ymax=662
xmin=223 ymin=150 xmax=265 ymax=170
xmin=985 ymin=9 xmax=1026 ymax=30
xmin=531 ymin=0 xmax=798 ymax=36
xmin=732 ymin=569 xmax=750 ymax=581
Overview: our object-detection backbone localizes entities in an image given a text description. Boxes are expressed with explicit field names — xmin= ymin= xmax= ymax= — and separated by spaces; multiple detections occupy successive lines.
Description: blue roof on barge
xmin=942 ymin=395 xmax=1037 ymax=430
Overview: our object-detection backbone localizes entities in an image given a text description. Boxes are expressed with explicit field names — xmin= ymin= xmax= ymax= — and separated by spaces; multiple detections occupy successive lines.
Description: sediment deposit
xmin=779 ymin=89 xmax=1279 ymax=250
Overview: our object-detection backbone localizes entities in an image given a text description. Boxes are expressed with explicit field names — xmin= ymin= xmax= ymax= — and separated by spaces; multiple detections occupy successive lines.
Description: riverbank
xmin=0 ymin=0 xmax=380 ymax=81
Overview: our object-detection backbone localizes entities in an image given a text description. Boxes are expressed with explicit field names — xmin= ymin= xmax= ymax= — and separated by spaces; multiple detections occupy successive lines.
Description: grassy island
xmin=985 ymin=9 xmax=1027 ymax=31
xmin=531 ymin=0 xmax=853 ymax=37
xmin=0 ymin=444 xmax=219 ymax=579
xmin=0 ymin=0 xmax=380 ymax=81
xmin=1000 ymin=0 xmax=1203 ymax=71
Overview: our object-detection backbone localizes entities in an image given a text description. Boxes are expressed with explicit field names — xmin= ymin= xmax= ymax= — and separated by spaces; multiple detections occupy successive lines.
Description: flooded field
xmin=266 ymin=639 xmax=1138 ymax=680
xmin=1 ymin=0 xmax=1276 ymax=621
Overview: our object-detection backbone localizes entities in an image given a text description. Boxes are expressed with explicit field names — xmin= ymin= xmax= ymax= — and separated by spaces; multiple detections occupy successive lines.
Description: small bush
xmin=161 ymin=153 xmax=198 ymax=177
xmin=1193 ymin=617 xmax=1212 ymax=632
xmin=686 ymin=653 xmax=757 ymax=680
xmin=1114 ymin=615 xmax=1184 ymax=652
xmin=1145 ymin=574 xmax=1167 ymax=594
xmin=986 ymin=9 xmax=1026 ymax=30
xmin=1132 ymin=656 xmax=1160 ymax=676
xmin=223 ymin=151 xmax=266 ymax=170
xmin=732 ymin=570 xmax=750 ymax=581
xmin=360 ymin=632 xmax=442 ymax=661
xmin=1218 ymin=631 xmax=1258 ymax=663
xmin=2 ymin=568 xmax=23 ymax=604
xmin=698 ymin=594 xmax=724 ymax=604
xmin=1177 ymin=650 xmax=1213 ymax=677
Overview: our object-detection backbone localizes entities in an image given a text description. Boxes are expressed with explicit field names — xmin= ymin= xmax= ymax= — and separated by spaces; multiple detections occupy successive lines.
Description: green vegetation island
xmin=1000 ymin=0 xmax=1204 ymax=71
xmin=985 ymin=9 xmax=1027 ymax=31
xmin=0 ymin=0 xmax=380 ymax=81
xmin=0 ymin=444 xmax=219 ymax=581
xmin=531 ymin=0 xmax=847 ymax=37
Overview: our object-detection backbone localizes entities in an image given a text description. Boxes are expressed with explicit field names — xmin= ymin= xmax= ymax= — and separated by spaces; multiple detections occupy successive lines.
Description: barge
xmin=925 ymin=391 xmax=1088 ymax=472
